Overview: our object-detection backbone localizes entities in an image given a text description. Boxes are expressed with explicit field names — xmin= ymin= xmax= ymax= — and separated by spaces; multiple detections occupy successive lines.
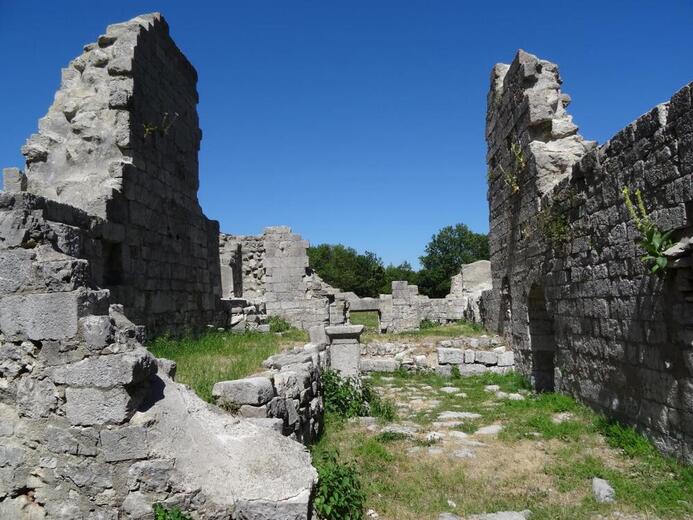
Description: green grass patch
xmin=349 ymin=310 xmax=380 ymax=332
xmin=363 ymin=319 xmax=488 ymax=342
xmin=148 ymin=329 xmax=307 ymax=402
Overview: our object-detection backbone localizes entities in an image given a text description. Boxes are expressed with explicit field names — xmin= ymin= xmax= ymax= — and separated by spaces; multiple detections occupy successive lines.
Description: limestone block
xmin=274 ymin=369 xmax=311 ymax=400
xmin=16 ymin=377 xmax=58 ymax=418
xmin=212 ymin=377 xmax=275 ymax=406
xmin=330 ymin=343 xmax=360 ymax=378
xmin=438 ymin=347 xmax=464 ymax=365
xmin=79 ymin=315 xmax=114 ymax=351
xmin=458 ymin=364 xmax=488 ymax=376
xmin=325 ymin=324 xmax=364 ymax=342
xmin=0 ymin=291 xmax=80 ymax=341
xmin=65 ymin=386 xmax=138 ymax=425
xmin=100 ymin=426 xmax=148 ymax=462
xmin=51 ymin=347 xmax=156 ymax=388
xmin=497 ymin=351 xmax=515 ymax=367
xmin=475 ymin=351 xmax=498 ymax=365
xmin=0 ymin=249 xmax=32 ymax=295
xmin=360 ymin=357 xmax=400 ymax=373
xmin=464 ymin=349 xmax=476 ymax=364
xmin=308 ymin=324 xmax=328 ymax=346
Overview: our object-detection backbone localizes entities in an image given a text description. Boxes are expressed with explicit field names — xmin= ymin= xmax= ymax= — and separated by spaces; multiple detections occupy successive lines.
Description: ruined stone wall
xmin=219 ymin=227 xmax=339 ymax=330
xmin=484 ymin=50 xmax=693 ymax=461
xmin=21 ymin=13 xmax=222 ymax=335
xmin=0 ymin=191 xmax=316 ymax=519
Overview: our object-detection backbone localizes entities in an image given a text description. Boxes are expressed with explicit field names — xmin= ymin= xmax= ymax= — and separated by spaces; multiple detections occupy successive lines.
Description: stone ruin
xmin=481 ymin=50 xmax=693 ymax=462
xmin=1 ymin=12 xmax=692 ymax=520
xmin=0 ymin=14 xmax=317 ymax=519
xmin=220 ymin=227 xmax=490 ymax=333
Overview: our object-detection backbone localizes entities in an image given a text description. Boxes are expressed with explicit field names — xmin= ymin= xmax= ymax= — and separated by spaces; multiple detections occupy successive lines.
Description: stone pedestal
xmin=325 ymin=325 xmax=364 ymax=378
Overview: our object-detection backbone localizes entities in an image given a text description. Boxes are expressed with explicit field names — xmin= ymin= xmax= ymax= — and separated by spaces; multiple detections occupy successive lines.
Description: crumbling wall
xmin=0 ymin=191 xmax=316 ymax=519
xmin=220 ymin=227 xmax=339 ymax=330
xmin=484 ymin=50 xmax=693 ymax=461
xmin=20 ymin=13 xmax=222 ymax=335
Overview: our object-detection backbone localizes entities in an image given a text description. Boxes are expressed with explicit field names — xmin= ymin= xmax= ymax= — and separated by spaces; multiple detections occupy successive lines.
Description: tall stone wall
xmin=0 ymin=191 xmax=316 ymax=519
xmin=484 ymin=50 xmax=693 ymax=462
xmin=20 ymin=13 xmax=222 ymax=335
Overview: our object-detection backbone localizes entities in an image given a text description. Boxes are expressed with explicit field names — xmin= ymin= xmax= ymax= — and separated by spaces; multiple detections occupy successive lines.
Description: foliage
xmin=380 ymin=261 xmax=419 ymax=293
xmin=148 ymin=329 xmax=307 ymax=402
xmin=312 ymin=450 xmax=365 ymax=520
xmin=143 ymin=112 xmax=179 ymax=138
xmin=153 ymin=504 xmax=192 ymax=520
xmin=321 ymin=369 xmax=394 ymax=420
xmin=537 ymin=204 xmax=571 ymax=249
xmin=622 ymin=187 xmax=674 ymax=276
xmin=268 ymin=315 xmax=291 ymax=333
xmin=419 ymin=319 xmax=437 ymax=329
xmin=418 ymin=224 xmax=489 ymax=297
xmin=595 ymin=417 xmax=655 ymax=458
xmin=307 ymin=244 xmax=386 ymax=297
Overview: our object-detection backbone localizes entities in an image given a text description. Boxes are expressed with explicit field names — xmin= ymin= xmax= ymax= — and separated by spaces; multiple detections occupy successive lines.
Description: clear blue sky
xmin=1 ymin=1 xmax=691 ymax=267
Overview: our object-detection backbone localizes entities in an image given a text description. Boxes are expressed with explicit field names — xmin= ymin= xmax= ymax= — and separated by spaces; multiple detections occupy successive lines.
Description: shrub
xmin=313 ymin=450 xmax=365 ymax=520
xmin=153 ymin=504 xmax=192 ymax=520
xmin=419 ymin=319 xmax=437 ymax=330
xmin=321 ymin=369 xmax=395 ymax=420
xmin=268 ymin=315 xmax=292 ymax=333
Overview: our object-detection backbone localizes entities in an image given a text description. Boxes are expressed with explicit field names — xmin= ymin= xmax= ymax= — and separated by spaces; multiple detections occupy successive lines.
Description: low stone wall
xmin=359 ymin=335 xmax=516 ymax=375
xmin=213 ymin=345 xmax=325 ymax=444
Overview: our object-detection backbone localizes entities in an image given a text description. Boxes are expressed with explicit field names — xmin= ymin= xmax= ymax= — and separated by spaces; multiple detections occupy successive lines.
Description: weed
xmin=153 ymin=504 xmax=192 ymax=520
xmin=375 ymin=431 xmax=410 ymax=443
xmin=420 ymin=319 xmax=438 ymax=330
xmin=622 ymin=187 xmax=674 ymax=276
xmin=321 ymin=369 xmax=395 ymax=421
xmin=268 ymin=315 xmax=292 ymax=333
xmin=143 ymin=112 xmax=179 ymax=138
xmin=313 ymin=450 xmax=365 ymax=520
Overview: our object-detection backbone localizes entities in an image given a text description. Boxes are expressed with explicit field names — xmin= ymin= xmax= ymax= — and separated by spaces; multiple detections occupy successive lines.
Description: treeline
xmin=307 ymin=223 xmax=489 ymax=299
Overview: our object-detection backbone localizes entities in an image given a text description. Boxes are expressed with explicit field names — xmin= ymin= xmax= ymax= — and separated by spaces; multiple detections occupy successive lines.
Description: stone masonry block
xmin=51 ymin=347 xmax=156 ymax=388
xmin=464 ymin=349 xmax=475 ymax=363
xmin=212 ymin=377 xmax=275 ymax=406
xmin=65 ymin=386 xmax=138 ymax=426
xmin=475 ymin=351 xmax=498 ymax=365
xmin=330 ymin=343 xmax=360 ymax=378
xmin=100 ymin=426 xmax=148 ymax=462
xmin=0 ymin=291 xmax=80 ymax=341
xmin=497 ymin=351 xmax=515 ymax=367
xmin=437 ymin=347 xmax=464 ymax=365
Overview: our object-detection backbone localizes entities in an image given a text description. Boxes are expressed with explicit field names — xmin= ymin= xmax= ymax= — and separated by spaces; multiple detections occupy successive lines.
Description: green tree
xmin=380 ymin=261 xmax=418 ymax=294
xmin=307 ymin=244 xmax=385 ymax=298
xmin=418 ymin=224 xmax=489 ymax=298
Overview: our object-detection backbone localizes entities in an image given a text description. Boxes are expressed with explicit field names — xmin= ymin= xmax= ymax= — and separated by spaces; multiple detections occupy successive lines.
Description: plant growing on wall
xmin=537 ymin=204 xmax=571 ymax=249
xmin=143 ymin=111 xmax=179 ymax=138
xmin=622 ymin=187 xmax=674 ymax=276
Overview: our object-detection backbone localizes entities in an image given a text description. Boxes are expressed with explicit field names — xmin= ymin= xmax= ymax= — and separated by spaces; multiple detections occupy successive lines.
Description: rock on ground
xmin=592 ymin=477 xmax=616 ymax=503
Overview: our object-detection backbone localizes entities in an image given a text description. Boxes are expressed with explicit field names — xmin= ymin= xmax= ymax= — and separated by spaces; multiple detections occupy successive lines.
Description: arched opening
xmin=528 ymin=284 xmax=556 ymax=392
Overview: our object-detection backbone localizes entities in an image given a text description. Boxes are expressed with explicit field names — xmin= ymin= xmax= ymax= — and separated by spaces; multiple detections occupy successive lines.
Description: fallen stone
xmin=440 ymin=386 xmax=460 ymax=394
xmin=453 ymin=448 xmax=476 ymax=459
xmin=438 ymin=411 xmax=482 ymax=421
xmin=592 ymin=477 xmax=615 ymax=503
xmin=475 ymin=424 xmax=503 ymax=435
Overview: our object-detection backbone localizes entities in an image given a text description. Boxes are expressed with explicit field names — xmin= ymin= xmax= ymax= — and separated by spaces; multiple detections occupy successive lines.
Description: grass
xmin=148 ymin=328 xmax=308 ymax=402
xmin=361 ymin=319 xmax=488 ymax=343
xmin=315 ymin=371 xmax=693 ymax=519
xmin=349 ymin=310 xmax=380 ymax=332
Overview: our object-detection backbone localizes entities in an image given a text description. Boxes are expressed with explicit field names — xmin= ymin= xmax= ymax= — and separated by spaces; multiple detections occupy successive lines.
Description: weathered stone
xmin=79 ymin=315 xmax=114 ymax=350
xmin=212 ymin=377 xmax=275 ymax=406
xmin=100 ymin=425 xmax=148 ymax=462
xmin=0 ymin=291 xmax=80 ymax=340
xmin=474 ymin=351 xmax=498 ymax=366
xmin=65 ymin=386 xmax=138 ymax=426
xmin=360 ymin=357 xmax=400 ymax=372
xmin=438 ymin=347 xmax=464 ymax=365
xmin=592 ymin=477 xmax=615 ymax=503
xmin=51 ymin=347 xmax=156 ymax=388
xmin=330 ymin=342 xmax=361 ymax=377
